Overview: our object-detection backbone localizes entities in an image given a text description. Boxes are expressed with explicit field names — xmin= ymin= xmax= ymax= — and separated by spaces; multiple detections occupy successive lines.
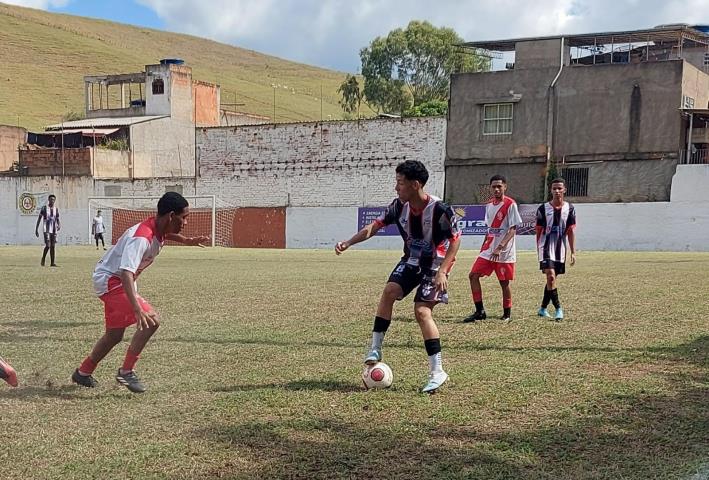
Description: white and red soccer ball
xmin=362 ymin=362 xmax=393 ymax=390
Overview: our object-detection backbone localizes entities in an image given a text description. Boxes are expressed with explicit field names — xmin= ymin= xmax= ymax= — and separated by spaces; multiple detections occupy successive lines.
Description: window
xmin=704 ymin=52 xmax=709 ymax=67
xmin=152 ymin=78 xmax=164 ymax=95
xmin=165 ymin=185 xmax=183 ymax=195
xmin=104 ymin=185 xmax=122 ymax=197
xmin=683 ymin=95 xmax=695 ymax=109
xmin=483 ymin=103 xmax=513 ymax=135
xmin=560 ymin=167 xmax=589 ymax=197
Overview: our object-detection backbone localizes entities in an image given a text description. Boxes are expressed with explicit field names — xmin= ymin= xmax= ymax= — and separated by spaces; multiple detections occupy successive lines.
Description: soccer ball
xmin=362 ymin=362 xmax=393 ymax=390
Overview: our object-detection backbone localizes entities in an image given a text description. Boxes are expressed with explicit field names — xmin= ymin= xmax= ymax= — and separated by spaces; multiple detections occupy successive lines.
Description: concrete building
xmin=19 ymin=60 xmax=221 ymax=179
xmin=0 ymin=125 xmax=26 ymax=172
xmin=447 ymin=25 xmax=709 ymax=203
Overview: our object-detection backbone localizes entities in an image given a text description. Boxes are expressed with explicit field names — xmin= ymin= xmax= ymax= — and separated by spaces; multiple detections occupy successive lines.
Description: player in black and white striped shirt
xmin=535 ymin=178 xmax=577 ymax=321
xmin=34 ymin=194 xmax=61 ymax=267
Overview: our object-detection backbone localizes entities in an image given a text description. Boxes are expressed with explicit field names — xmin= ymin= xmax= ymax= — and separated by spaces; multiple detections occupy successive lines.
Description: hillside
xmin=0 ymin=2 xmax=352 ymax=130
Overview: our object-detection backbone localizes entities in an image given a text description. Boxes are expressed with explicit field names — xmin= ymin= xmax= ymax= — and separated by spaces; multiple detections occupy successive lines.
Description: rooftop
xmin=45 ymin=115 xmax=168 ymax=131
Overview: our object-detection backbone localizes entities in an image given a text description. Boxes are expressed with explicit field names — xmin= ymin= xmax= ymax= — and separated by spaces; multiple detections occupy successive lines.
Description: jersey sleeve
xmin=375 ymin=199 xmax=401 ymax=227
xmin=39 ymin=206 xmax=46 ymax=218
xmin=437 ymin=203 xmax=460 ymax=240
xmin=566 ymin=204 xmax=577 ymax=231
xmin=507 ymin=202 xmax=523 ymax=228
xmin=119 ymin=237 xmax=150 ymax=274
xmin=535 ymin=205 xmax=546 ymax=238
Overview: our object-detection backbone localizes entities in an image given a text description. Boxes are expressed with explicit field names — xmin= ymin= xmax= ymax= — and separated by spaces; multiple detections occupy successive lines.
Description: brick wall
xmin=19 ymin=148 xmax=92 ymax=176
xmin=195 ymin=117 xmax=446 ymax=207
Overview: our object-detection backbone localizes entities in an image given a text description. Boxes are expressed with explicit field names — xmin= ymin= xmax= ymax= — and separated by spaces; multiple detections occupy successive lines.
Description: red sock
xmin=472 ymin=291 xmax=483 ymax=302
xmin=122 ymin=350 xmax=140 ymax=372
xmin=79 ymin=356 xmax=97 ymax=375
xmin=503 ymin=298 xmax=512 ymax=308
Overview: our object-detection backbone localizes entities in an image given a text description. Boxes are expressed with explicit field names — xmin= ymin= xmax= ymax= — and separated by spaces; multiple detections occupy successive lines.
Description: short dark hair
xmin=490 ymin=174 xmax=507 ymax=184
xmin=395 ymin=160 xmax=429 ymax=186
xmin=48 ymin=194 xmax=56 ymax=200
xmin=157 ymin=192 xmax=188 ymax=216
xmin=550 ymin=177 xmax=566 ymax=186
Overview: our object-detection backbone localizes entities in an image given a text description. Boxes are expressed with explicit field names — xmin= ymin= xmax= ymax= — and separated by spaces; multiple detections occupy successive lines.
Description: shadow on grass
xmin=1 ymin=319 xmax=93 ymax=329
xmin=197 ymin=336 xmax=708 ymax=480
xmin=213 ymin=378 xmax=361 ymax=394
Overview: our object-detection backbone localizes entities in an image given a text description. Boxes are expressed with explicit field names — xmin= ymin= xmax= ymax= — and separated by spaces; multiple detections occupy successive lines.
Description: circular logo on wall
xmin=19 ymin=192 xmax=36 ymax=214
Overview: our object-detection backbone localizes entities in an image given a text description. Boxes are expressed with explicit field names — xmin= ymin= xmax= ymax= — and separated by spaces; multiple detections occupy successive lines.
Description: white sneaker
xmin=422 ymin=370 xmax=448 ymax=393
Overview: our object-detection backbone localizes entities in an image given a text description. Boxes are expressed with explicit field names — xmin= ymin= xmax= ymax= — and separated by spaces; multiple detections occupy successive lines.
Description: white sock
xmin=371 ymin=331 xmax=385 ymax=351
xmin=428 ymin=352 xmax=443 ymax=373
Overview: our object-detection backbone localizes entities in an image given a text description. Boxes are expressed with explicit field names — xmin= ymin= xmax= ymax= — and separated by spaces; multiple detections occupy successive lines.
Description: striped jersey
xmin=535 ymin=202 xmax=576 ymax=263
xmin=478 ymin=196 xmax=522 ymax=263
xmin=40 ymin=205 xmax=60 ymax=234
xmin=375 ymin=195 xmax=459 ymax=271
xmin=92 ymin=217 xmax=164 ymax=296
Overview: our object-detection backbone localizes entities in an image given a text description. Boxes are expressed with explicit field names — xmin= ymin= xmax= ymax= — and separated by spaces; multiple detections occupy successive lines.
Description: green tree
xmin=357 ymin=20 xmax=487 ymax=115
xmin=405 ymin=99 xmax=448 ymax=117
xmin=337 ymin=74 xmax=364 ymax=117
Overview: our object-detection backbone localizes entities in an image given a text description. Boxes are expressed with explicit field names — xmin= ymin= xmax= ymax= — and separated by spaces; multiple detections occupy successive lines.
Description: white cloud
xmin=2 ymin=0 xmax=71 ymax=9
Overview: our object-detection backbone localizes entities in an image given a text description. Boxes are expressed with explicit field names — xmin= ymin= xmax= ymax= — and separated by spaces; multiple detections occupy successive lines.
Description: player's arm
xmin=35 ymin=210 xmax=43 ymax=237
xmin=91 ymin=220 xmax=95 ymax=235
xmin=164 ymin=233 xmax=210 ymax=247
xmin=56 ymin=210 xmax=61 ymax=231
xmin=119 ymin=269 xmax=159 ymax=330
xmin=335 ymin=221 xmax=383 ymax=255
xmin=567 ymin=227 xmax=576 ymax=266
xmin=434 ymin=234 xmax=460 ymax=292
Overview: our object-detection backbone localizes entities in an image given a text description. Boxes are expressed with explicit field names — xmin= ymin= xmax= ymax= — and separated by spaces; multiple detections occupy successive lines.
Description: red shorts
xmin=471 ymin=257 xmax=516 ymax=281
xmin=100 ymin=288 xmax=154 ymax=329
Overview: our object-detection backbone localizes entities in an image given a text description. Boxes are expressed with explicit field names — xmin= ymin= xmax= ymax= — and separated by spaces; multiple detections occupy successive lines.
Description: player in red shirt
xmin=71 ymin=192 xmax=209 ymax=393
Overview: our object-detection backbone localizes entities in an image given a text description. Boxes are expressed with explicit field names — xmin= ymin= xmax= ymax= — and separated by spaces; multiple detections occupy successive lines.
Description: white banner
xmin=18 ymin=192 xmax=48 ymax=216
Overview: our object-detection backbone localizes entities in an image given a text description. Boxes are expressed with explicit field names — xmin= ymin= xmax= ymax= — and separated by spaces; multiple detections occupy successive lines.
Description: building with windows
xmin=446 ymin=25 xmax=709 ymax=203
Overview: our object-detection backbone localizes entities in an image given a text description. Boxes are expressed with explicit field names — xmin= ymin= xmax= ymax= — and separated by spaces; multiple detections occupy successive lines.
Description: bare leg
xmin=87 ymin=328 xmax=125 ymax=364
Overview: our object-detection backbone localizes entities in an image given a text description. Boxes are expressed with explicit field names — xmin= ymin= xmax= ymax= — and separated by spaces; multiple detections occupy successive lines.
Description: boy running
xmin=536 ymin=178 xmax=577 ymax=320
xmin=71 ymin=192 xmax=208 ymax=393
xmin=335 ymin=160 xmax=460 ymax=393
xmin=463 ymin=175 xmax=522 ymax=323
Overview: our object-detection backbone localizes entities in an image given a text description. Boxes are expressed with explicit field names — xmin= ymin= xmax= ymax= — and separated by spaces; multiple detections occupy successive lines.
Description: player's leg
xmin=463 ymin=257 xmax=492 ymax=322
xmin=0 ymin=356 xmax=18 ymax=387
xmin=41 ymin=233 xmax=50 ymax=266
xmin=365 ymin=262 xmax=412 ymax=364
xmin=116 ymin=296 xmax=158 ymax=393
xmin=49 ymin=234 xmax=57 ymax=267
xmin=95 ymin=234 xmax=99 ymax=249
xmin=100 ymin=233 xmax=105 ymax=249
xmin=550 ymin=263 xmax=565 ymax=320
xmin=73 ymin=327 xmax=125 ymax=387
xmin=414 ymin=300 xmax=448 ymax=393
xmin=538 ymin=266 xmax=555 ymax=317
xmin=494 ymin=262 xmax=515 ymax=321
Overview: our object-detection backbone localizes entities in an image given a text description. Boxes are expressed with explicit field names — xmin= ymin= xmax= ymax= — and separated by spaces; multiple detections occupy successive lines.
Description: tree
xmin=337 ymin=74 xmax=363 ymax=117
xmin=355 ymin=20 xmax=487 ymax=115
xmin=405 ymin=99 xmax=448 ymax=117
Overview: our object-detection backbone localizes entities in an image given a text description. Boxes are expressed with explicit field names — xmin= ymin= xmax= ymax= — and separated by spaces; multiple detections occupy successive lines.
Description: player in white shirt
xmin=536 ymin=178 xmax=577 ymax=321
xmin=92 ymin=209 xmax=106 ymax=250
xmin=72 ymin=192 xmax=209 ymax=393
xmin=463 ymin=175 xmax=522 ymax=323
xmin=34 ymin=194 xmax=61 ymax=267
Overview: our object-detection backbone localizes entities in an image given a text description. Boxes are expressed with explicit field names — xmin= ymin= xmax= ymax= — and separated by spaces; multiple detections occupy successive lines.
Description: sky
xmin=4 ymin=0 xmax=709 ymax=72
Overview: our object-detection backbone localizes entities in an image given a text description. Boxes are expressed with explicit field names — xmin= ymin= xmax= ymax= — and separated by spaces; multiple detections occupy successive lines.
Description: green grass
xmin=0 ymin=3 xmax=361 ymax=130
xmin=0 ymin=246 xmax=707 ymax=479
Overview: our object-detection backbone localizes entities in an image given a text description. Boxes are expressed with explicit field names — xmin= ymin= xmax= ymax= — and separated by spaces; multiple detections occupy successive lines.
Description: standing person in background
xmin=93 ymin=209 xmax=107 ymax=250
xmin=35 ymin=194 xmax=60 ymax=267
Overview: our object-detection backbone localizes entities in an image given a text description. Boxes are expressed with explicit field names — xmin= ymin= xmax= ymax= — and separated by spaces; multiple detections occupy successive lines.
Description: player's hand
xmin=187 ymin=236 xmax=210 ymax=247
xmin=35 ymin=230 xmax=39 ymax=238
xmin=570 ymin=253 xmax=576 ymax=266
xmin=335 ymin=241 xmax=349 ymax=255
xmin=434 ymin=271 xmax=448 ymax=292
xmin=135 ymin=309 xmax=159 ymax=331
xmin=490 ymin=247 xmax=502 ymax=262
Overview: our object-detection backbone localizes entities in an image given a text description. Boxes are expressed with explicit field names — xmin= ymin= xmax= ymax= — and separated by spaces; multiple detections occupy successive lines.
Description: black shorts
xmin=43 ymin=232 xmax=57 ymax=247
xmin=95 ymin=233 xmax=104 ymax=240
xmin=387 ymin=261 xmax=449 ymax=304
xmin=540 ymin=260 xmax=565 ymax=275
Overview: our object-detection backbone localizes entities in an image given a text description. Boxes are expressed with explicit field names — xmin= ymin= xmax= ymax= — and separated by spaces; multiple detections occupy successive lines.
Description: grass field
xmin=0 ymin=3 xmax=356 ymax=130
xmin=0 ymin=246 xmax=707 ymax=479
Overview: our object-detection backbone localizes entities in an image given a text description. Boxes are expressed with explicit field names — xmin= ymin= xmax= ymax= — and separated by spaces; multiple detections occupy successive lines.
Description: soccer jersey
xmin=478 ymin=196 xmax=522 ymax=263
xmin=375 ymin=195 xmax=459 ymax=271
xmin=92 ymin=217 xmax=164 ymax=296
xmin=93 ymin=216 xmax=105 ymax=234
xmin=40 ymin=205 xmax=60 ymax=234
xmin=536 ymin=202 xmax=576 ymax=263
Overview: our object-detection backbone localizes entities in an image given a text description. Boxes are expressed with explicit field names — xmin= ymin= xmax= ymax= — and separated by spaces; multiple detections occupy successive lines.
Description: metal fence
xmin=679 ymin=149 xmax=709 ymax=164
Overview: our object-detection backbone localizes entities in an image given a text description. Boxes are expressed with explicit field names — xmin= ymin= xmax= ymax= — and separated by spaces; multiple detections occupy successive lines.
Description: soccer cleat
xmin=555 ymin=307 xmax=564 ymax=321
xmin=422 ymin=370 xmax=448 ymax=393
xmin=538 ymin=307 xmax=551 ymax=318
xmin=0 ymin=357 xmax=18 ymax=387
xmin=116 ymin=369 xmax=146 ymax=393
xmin=363 ymin=349 xmax=382 ymax=365
xmin=71 ymin=369 xmax=98 ymax=388
xmin=50 ymin=264 xmax=58 ymax=267
xmin=463 ymin=310 xmax=486 ymax=323
xmin=500 ymin=314 xmax=512 ymax=322
xmin=40 ymin=258 xmax=45 ymax=266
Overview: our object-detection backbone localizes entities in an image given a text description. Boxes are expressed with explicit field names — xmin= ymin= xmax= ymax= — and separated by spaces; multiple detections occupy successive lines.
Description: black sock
xmin=424 ymin=338 xmax=441 ymax=356
xmin=503 ymin=307 xmax=511 ymax=318
xmin=474 ymin=301 xmax=484 ymax=313
xmin=550 ymin=289 xmax=561 ymax=309
xmin=542 ymin=287 xmax=551 ymax=308
xmin=42 ymin=246 xmax=49 ymax=262
xmin=50 ymin=246 xmax=55 ymax=265
xmin=373 ymin=316 xmax=391 ymax=333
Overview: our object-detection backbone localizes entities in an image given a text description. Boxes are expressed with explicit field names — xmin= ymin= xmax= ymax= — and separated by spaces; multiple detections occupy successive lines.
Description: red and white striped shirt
xmin=92 ymin=217 xmax=164 ymax=296
xmin=478 ymin=196 xmax=522 ymax=263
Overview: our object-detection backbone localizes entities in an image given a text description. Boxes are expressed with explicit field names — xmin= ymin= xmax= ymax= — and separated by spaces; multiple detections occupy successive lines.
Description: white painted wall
xmin=670 ymin=164 xmax=709 ymax=202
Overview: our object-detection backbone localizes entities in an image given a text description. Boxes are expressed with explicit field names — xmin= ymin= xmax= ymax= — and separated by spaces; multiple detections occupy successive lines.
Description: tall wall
xmin=0 ymin=125 xmax=26 ymax=171
xmin=131 ymin=117 xmax=195 ymax=178
xmin=196 ymin=117 xmax=447 ymax=207
xmin=193 ymin=82 xmax=220 ymax=127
